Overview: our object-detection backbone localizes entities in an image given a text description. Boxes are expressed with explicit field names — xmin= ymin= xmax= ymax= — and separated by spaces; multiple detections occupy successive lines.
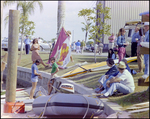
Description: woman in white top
xmin=30 ymin=38 xmax=48 ymax=68
xmin=66 ymin=30 xmax=74 ymax=62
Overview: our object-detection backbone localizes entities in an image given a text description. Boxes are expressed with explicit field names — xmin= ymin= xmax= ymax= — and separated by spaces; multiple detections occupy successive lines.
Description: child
xmin=108 ymin=49 xmax=117 ymax=60
xmin=30 ymin=59 xmax=42 ymax=99
xmin=47 ymin=57 xmax=59 ymax=95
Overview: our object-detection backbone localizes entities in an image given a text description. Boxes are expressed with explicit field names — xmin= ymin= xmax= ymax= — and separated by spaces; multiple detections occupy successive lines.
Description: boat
xmin=62 ymin=57 xmax=137 ymax=78
xmin=32 ymin=93 xmax=104 ymax=117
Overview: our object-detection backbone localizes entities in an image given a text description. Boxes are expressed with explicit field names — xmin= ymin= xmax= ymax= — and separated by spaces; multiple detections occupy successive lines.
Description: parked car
xmin=85 ymin=45 xmax=92 ymax=51
xmin=30 ymin=39 xmax=51 ymax=51
xmin=1 ymin=38 xmax=25 ymax=51
xmin=38 ymin=42 xmax=51 ymax=51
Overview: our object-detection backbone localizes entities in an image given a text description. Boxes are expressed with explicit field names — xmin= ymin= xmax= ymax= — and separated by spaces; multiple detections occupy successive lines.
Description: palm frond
xmin=4 ymin=14 xmax=9 ymax=29
xmin=3 ymin=1 xmax=16 ymax=8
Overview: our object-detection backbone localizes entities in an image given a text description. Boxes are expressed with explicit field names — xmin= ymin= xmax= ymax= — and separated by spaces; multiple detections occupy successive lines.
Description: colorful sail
xmin=47 ymin=27 xmax=71 ymax=69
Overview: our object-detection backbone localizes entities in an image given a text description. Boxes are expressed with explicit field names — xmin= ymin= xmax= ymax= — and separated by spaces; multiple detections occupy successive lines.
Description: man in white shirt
xmin=98 ymin=61 xmax=135 ymax=98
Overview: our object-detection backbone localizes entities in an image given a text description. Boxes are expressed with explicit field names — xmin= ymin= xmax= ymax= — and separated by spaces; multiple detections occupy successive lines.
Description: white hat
xmin=144 ymin=22 xmax=149 ymax=26
xmin=117 ymin=61 xmax=126 ymax=69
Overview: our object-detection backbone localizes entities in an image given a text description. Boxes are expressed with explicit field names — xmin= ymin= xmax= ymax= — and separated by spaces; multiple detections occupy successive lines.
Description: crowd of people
xmin=94 ymin=21 xmax=149 ymax=98
xmin=24 ymin=22 xmax=149 ymax=99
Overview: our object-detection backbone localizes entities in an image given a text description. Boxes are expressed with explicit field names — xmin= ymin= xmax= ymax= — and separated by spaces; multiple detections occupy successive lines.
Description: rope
xmin=82 ymin=95 xmax=89 ymax=119
xmin=40 ymin=94 xmax=56 ymax=118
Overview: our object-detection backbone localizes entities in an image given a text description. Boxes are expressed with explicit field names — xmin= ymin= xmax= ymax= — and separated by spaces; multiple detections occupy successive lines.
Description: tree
xmin=51 ymin=38 xmax=56 ymax=42
xmin=88 ymin=3 xmax=111 ymax=43
xmin=81 ymin=22 xmax=92 ymax=45
xmin=4 ymin=1 xmax=43 ymax=64
xmin=78 ymin=8 xmax=94 ymax=45
xmin=78 ymin=3 xmax=111 ymax=62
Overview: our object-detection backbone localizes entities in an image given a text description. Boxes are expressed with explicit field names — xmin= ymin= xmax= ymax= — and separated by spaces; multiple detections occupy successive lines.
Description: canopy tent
xmin=139 ymin=11 xmax=149 ymax=22
xmin=139 ymin=11 xmax=149 ymax=16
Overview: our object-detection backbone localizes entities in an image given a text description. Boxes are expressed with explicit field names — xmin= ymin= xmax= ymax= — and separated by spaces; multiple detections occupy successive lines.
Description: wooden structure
xmin=138 ymin=78 xmax=149 ymax=86
xmin=142 ymin=15 xmax=149 ymax=22
xmin=140 ymin=46 xmax=149 ymax=54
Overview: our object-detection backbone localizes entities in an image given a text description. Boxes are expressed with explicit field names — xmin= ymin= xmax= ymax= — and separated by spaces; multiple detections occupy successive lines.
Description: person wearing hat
xmin=95 ymin=58 xmax=118 ymax=93
xmin=142 ymin=22 xmax=149 ymax=78
xmin=96 ymin=58 xmax=132 ymax=93
xmin=131 ymin=27 xmax=140 ymax=57
xmin=98 ymin=61 xmax=135 ymax=98
xmin=65 ymin=30 xmax=74 ymax=62
xmin=24 ymin=35 xmax=31 ymax=54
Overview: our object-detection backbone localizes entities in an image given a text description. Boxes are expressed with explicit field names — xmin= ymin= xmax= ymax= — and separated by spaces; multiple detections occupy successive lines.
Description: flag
xmin=47 ymin=27 xmax=71 ymax=69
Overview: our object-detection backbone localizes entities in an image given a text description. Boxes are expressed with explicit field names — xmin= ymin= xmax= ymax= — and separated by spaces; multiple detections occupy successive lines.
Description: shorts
xmin=50 ymin=78 xmax=55 ymax=83
xmin=31 ymin=77 xmax=38 ymax=82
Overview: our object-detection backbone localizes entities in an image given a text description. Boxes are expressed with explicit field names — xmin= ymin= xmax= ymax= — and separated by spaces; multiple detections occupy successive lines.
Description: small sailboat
xmin=62 ymin=57 xmax=137 ymax=78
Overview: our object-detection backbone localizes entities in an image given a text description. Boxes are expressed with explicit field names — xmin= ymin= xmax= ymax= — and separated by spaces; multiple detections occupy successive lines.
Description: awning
xmin=139 ymin=11 xmax=149 ymax=16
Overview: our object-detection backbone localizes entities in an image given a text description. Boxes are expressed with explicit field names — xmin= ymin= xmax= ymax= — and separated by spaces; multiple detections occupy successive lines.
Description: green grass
xmin=1 ymin=91 xmax=6 ymax=95
xmin=130 ymin=110 xmax=149 ymax=118
xmin=1 ymin=50 xmax=149 ymax=118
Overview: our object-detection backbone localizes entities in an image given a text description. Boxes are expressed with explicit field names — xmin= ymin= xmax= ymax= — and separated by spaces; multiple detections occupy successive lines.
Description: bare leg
xmin=30 ymin=82 xmax=37 ymax=99
xmin=47 ymin=80 xmax=54 ymax=95
xmin=70 ymin=55 xmax=73 ymax=62
xmin=40 ymin=59 xmax=48 ymax=67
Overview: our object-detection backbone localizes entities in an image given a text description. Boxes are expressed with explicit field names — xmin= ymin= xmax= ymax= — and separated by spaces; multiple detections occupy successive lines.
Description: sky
xmin=2 ymin=1 xmax=97 ymax=42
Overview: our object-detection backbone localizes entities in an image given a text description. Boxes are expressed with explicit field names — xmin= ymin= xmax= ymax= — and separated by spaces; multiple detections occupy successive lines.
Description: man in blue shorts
xmin=30 ymin=59 xmax=42 ymax=99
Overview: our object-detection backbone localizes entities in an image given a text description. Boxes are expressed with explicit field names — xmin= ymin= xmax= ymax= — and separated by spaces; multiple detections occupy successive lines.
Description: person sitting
xmin=95 ymin=58 xmax=118 ymax=93
xmin=108 ymin=49 xmax=117 ymax=60
xmin=96 ymin=58 xmax=133 ymax=93
xmin=98 ymin=61 xmax=135 ymax=98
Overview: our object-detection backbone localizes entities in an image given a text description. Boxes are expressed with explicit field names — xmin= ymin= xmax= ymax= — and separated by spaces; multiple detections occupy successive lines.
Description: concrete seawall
xmin=3 ymin=65 xmax=94 ymax=95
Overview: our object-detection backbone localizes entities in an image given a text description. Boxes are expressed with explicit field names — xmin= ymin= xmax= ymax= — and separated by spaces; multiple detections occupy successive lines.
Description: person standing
xmin=30 ymin=59 xmax=42 ymax=99
xmin=30 ymin=38 xmax=48 ymax=68
xmin=75 ymin=40 xmax=81 ymax=53
xmin=81 ymin=40 xmax=85 ymax=54
xmin=142 ymin=22 xmax=149 ymax=78
xmin=66 ymin=30 xmax=74 ymax=62
xmin=117 ymin=28 xmax=129 ymax=62
xmin=47 ymin=57 xmax=59 ymax=95
xmin=108 ymin=33 xmax=115 ymax=49
xmin=136 ymin=28 xmax=144 ymax=73
xmin=131 ymin=27 xmax=140 ymax=57
xmin=98 ymin=42 xmax=104 ymax=55
xmin=24 ymin=35 xmax=31 ymax=54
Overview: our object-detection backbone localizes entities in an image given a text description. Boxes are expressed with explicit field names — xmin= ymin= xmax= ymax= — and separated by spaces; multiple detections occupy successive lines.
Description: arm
xmin=108 ymin=36 xmax=113 ymax=40
xmin=106 ymin=77 xmax=122 ymax=87
xmin=112 ymin=53 xmax=115 ymax=59
xmin=37 ymin=44 xmax=40 ymax=50
xmin=117 ymin=36 xmax=128 ymax=46
xmin=34 ymin=70 xmax=41 ymax=76
xmin=51 ymin=67 xmax=59 ymax=76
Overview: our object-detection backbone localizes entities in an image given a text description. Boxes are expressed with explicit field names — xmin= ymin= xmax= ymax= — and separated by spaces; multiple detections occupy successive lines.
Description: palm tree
xmin=81 ymin=22 xmax=91 ymax=45
xmin=17 ymin=1 xmax=43 ymax=64
xmin=57 ymin=1 xmax=65 ymax=38
xmin=4 ymin=1 xmax=43 ymax=64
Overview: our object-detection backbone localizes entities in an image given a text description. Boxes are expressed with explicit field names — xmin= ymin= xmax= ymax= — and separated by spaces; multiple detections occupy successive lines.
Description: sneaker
xmin=97 ymin=95 xmax=109 ymax=98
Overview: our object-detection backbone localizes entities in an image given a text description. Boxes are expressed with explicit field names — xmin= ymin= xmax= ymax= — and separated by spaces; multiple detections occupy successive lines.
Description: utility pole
xmin=6 ymin=10 xmax=20 ymax=103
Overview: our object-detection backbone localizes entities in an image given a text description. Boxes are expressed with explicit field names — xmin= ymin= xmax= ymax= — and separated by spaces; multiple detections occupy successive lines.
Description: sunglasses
xmin=118 ymin=68 xmax=124 ymax=70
